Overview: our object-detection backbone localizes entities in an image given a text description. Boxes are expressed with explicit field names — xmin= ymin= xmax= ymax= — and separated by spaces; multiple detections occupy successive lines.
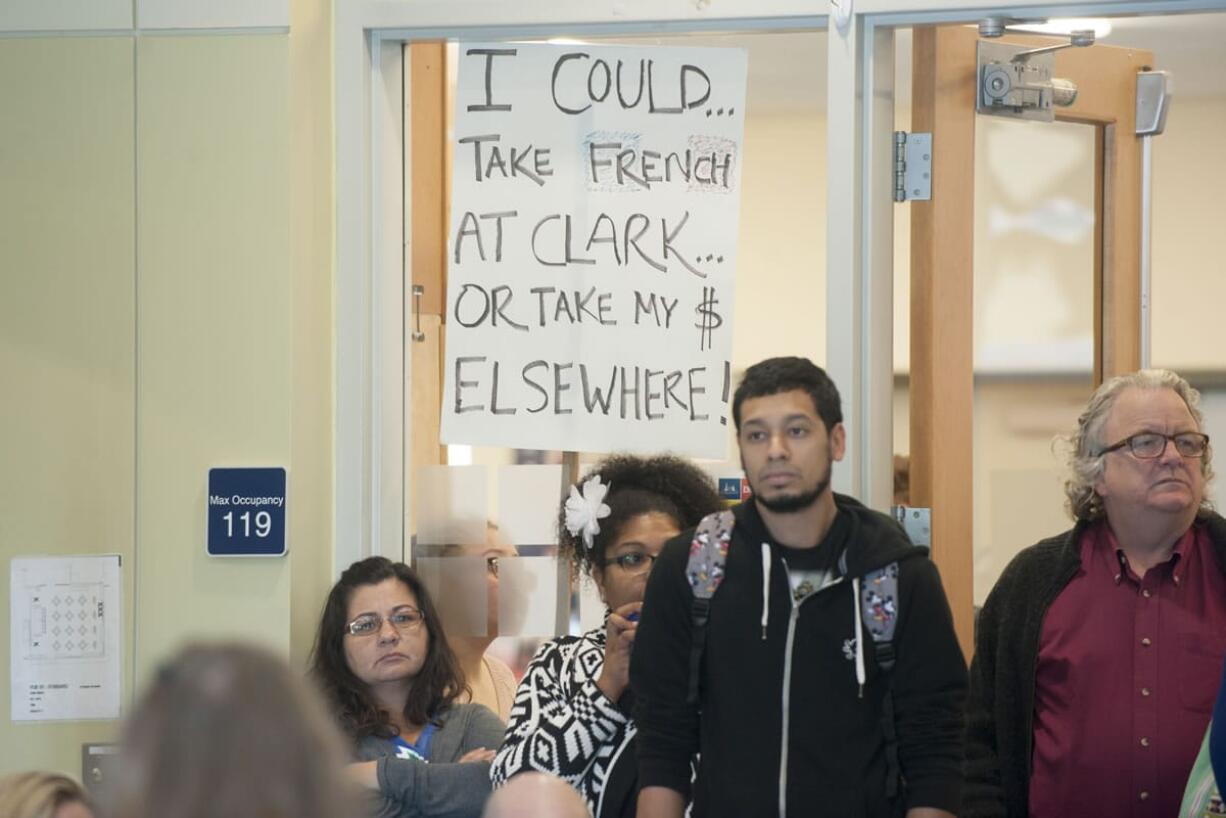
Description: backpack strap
xmin=860 ymin=562 xmax=900 ymax=668
xmin=860 ymin=562 xmax=902 ymax=797
xmin=685 ymin=509 xmax=735 ymax=705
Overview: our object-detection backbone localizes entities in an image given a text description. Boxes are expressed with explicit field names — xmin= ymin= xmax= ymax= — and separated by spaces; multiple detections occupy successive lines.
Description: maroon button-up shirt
xmin=1029 ymin=520 xmax=1226 ymax=818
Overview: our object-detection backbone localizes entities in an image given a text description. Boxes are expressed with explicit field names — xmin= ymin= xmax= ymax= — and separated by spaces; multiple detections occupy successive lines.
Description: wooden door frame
xmin=407 ymin=41 xmax=449 ymax=475
xmin=910 ymin=25 xmax=1150 ymax=658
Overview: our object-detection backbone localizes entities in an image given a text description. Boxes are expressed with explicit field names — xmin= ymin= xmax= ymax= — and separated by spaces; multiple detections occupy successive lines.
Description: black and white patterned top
xmin=490 ymin=626 xmax=633 ymax=815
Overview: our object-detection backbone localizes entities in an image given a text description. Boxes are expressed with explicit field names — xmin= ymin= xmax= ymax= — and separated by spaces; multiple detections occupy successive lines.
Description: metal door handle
xmin=412 ymin=285 xmax=426 ymax=342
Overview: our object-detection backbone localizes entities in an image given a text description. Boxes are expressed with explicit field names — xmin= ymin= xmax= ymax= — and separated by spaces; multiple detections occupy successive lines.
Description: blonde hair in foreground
xmin=0 ymin=772 xmax=92 ymax=818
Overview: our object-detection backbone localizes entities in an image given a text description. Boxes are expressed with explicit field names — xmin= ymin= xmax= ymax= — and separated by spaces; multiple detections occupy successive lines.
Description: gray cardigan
xmin=355 ymin=703 xmax=506 ymax=818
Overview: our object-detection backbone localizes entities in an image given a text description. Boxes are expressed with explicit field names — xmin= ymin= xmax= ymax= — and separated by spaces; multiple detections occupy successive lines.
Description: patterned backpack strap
xmin=685 ymin=509 xmax=735 ymax=704
xmin=859 ymin=561 xmax=901 ymax=667
xmin=687 ymin=509 xmax=735 ymax=599
xmin=860 ymin=560 xmax=902 ymax=798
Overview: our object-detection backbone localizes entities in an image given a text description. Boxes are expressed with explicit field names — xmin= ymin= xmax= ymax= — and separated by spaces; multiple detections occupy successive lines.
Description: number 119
xmin=222 ymin=511 xmax=271 ymax=538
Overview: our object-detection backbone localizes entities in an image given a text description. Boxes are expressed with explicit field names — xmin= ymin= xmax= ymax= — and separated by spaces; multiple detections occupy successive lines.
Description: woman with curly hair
xmin=310 ymin=557 xmax=504 ymax=818
xmin=490 ymin=454 xmax=723 ymax=818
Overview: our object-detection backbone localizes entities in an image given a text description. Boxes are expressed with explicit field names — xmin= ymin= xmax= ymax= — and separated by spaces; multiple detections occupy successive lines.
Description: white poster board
xmin=10 ymin=555 xmax=122 ymax=721
xmin=441 ymin=42 xmax=748 ymax=459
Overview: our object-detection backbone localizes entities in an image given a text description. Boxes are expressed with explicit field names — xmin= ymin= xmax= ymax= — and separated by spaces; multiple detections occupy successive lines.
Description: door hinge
xmin=893 ymin=131 xmax=932 ymax=203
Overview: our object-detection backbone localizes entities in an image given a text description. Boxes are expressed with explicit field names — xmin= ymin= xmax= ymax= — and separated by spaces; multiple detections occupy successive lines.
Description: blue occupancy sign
xmin=207 ymin=467 xmax=287 ymax=557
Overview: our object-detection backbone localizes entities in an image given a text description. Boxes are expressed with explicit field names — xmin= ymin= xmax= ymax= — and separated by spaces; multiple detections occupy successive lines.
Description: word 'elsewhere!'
xmin=454 ymin=357 xmax=717 ymax=423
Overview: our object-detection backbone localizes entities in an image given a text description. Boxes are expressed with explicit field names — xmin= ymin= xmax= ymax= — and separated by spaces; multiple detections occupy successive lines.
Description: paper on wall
xmin=10 ymin=555 xmax=122 ymax=722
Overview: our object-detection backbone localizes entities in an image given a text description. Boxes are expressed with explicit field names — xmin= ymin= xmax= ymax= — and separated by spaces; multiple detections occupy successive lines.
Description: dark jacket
xmin=963 ymin=512 xmax=1226 ymax=818
xmin=633 ymin=494 xmax=967 ymax=818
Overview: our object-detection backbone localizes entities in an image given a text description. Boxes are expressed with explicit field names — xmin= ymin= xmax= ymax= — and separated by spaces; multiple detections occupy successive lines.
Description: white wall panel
xmin=137 ymin=0 xmax=288 ymax=30
xmin=0 ymin=0 xmax=130 ymax=32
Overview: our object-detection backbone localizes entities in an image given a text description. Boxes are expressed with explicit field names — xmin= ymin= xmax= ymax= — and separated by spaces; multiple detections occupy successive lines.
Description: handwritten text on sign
xmin=440 ymin=44 xmax=747 ymax=458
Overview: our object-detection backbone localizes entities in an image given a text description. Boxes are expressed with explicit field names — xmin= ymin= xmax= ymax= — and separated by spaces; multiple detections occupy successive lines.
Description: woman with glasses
xmin=491 ymin=454 xmax=723 ymax=818
xmin=311 ymin=557 xmax=504 ymax=818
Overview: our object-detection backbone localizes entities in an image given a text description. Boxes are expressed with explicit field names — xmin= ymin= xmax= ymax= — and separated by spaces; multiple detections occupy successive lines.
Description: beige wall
xmin=0 ymin=35 xmax=137 ymax=774
xmin=1151 ymin=95 xmax=1226 ymax=371
xmin=733 ymin=110 xmax=827 ymax=370
xmin=0 ymin=0 xmax=334 ymax=776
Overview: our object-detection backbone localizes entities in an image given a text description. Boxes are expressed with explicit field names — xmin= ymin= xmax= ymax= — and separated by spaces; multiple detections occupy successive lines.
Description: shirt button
xmin=1141 ymin=687 xmax=1151 ymax=697
xmin=1140 ymin=791 xmax=1150 ymax=801
xmin=1141 ymin=637 xmax=1152 ymax=646
xmin=1142 ymin=589 xmax=1152 ymax=598
xmin=1140 ymin=737 xmax=1150 ymax=747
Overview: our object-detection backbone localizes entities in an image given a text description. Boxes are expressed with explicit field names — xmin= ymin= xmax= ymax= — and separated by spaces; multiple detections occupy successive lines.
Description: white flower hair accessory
xmin=564 ymin=475 xmax=612 ymax=551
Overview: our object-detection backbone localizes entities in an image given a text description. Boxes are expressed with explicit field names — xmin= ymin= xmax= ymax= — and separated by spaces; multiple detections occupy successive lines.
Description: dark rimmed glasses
xmin=602 ymin=552 xmax=657 ymax=575
xmin=346 ymin=607 xmax=425 ymax=637
xmin=1098 ymin=431 xmax=1210 ymax=460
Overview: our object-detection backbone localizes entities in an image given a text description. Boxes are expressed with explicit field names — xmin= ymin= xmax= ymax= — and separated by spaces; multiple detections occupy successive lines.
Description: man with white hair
xmin=965 ymin=369 xmax=1226 ymax=818
xmin=482 ymin=772 xmax=590 ymax=818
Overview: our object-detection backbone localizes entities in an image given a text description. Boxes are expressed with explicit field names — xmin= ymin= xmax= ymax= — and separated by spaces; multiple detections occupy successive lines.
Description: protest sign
xmin=441 ymin=43 xmax=747 ymax=458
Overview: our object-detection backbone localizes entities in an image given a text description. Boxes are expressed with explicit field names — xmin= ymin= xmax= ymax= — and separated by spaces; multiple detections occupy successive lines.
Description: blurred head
xmin=483 ymin=773 xmax=590 ymax=818
xmin=558 ymin=455 xmax=723 ymax=610
xmin=892 ymin=455 xmax=911 ymax=506
xmin=310 ymin=557 xmax=464 ymax=738
xmin=436 ymin=522 xmax=520 ymax=642
xmin=0 ymin=772 xmax=93 ymax=818
xmin=734 ymin=358 xmax=845 ymax=514
xmin=1064 ymin=369 xmax=1214 ymax=523
xmin=109 ymin=643 xmax=351 ymax=818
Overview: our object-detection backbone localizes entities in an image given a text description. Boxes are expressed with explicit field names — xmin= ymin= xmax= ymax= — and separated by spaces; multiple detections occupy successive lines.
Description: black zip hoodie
xmin=632 ymin=494 xmax=967 ymax=818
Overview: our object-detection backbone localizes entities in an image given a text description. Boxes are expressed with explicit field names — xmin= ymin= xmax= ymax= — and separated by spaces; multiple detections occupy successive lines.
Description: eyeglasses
xmin=601 ymin=552 xmax=657 ymax=575
xmin=486 ymin=556 xmax=500 ymax=578
xmin=1099 ymin=431 xmax=1210 ymax=460
xmin=346 ymin=607 xmax=425 ymax=637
